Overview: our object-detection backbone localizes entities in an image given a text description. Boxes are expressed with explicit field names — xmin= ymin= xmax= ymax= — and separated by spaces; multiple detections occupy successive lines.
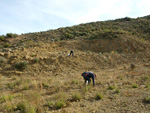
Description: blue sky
xmin=0 ymin=0 xmax=150 ymax=35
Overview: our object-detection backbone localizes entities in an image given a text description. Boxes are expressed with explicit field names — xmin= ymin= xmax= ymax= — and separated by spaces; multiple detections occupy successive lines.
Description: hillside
xmin=0 ymin=16 xmax=150 ymax=113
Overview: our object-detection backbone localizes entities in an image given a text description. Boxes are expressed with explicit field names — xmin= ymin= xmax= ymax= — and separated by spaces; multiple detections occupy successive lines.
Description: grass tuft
xmin=71 ymin=93 xmax=82 ymax=101
xmin=95 ymin=93 xmax=103 ymax=100
xmin=15 ymin=61 xmax=28 ymax=71
xmin=55 ymin=100 xmax=66 ymax=109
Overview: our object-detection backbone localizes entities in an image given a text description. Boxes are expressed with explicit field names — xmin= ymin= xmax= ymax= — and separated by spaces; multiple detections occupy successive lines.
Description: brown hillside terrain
xmin=0 ymin=36 xmax=150 ymax=112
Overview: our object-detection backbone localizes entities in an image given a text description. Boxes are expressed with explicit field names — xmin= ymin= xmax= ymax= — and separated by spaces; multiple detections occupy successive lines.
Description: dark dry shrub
xmin=95 ymin=93 xmax=103 ymax=100
xmin=15 ymin=61 xmax=28 ymax=71
xmin=6 ymin=33 xmax=18 ymax=38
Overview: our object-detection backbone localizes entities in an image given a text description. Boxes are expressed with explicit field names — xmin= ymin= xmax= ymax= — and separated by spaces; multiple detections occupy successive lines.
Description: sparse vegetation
xmin=144 ymin=96 xmax=150 ymax=103
xmin=3 ymin=42 xmax=11 ymax=48
xmin=55 ymin=100 xmax=66 ymax=109
xmin=15 ymin=101 xmax=28 ymax=111
xmin=72 ymin=79 xmax=79 ymax=84
xmin=132 ymin=84 xmax=138 ymax=88
xmin=95 ymin=93 xmax=103 ymax=100
xmin=33 ymin=58 xmax=39 ymax=63
xmin=0 ymin=35 xmax=5 ymax=41
xmin=6 ymin=33 xmax=18 ymax=38
xmin=108 ymin=86 xmax=115 ymax=90
xmin=82 ymin=86 xmax=91 ymax=94
xmin=114 ymin=89 xmax=120 ymax=94
xmin=42 ymin=82 xmax=49 ymax=88
xmin=71 ymin=93 xmax=82 ymax=101
xmin=15 ymin=61 xmax=28 ymax=71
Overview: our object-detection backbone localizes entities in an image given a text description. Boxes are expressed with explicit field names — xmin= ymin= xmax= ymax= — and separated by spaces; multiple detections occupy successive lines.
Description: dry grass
xmin=0 ymin=37 xmax=150 ymax=112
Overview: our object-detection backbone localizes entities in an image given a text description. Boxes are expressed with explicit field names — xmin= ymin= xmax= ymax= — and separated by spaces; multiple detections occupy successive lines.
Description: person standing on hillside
xmin=69 ymin=50 xmax=74 ymax=56
xmin=81 ymin=71 xmax=96 ymax=87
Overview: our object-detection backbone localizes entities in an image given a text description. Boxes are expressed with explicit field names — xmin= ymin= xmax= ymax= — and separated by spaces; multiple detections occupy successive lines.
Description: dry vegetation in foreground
xmin=0 ymin=39 xmax=150 ymax=113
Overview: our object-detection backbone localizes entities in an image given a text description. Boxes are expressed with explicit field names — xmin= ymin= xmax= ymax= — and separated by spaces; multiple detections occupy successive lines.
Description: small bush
xmin=132 ymin=84 xmax=138 ymax=88
xmin=82 ymin=86 xmax=91 ymax=94
xmin=145 ymin=84 xmax=149 ymax=88
xmin=26 ymin=106 xmax=36 ymax=113
xmin=3 ymin=43 xmax=11 ymax=48
xmin=15 ymin=61 xmax=28 ymax=71
xmin=141 ymin=76 xmax=149 ymax=81
xmin=114 ymin=89 xmax=120 ymax=94
xmin=108 ymin=86 xmax=115 ymax=90
xmin=15 ymin=101 xmax=28 ymax=111
xmin=54 ymin=92 xmax=67 ymax=101
xmin=145 ymin=96 xmax=150 ymax=103
xmin=71 ymin=93 xmax=82 ymax=101
xmin=47 ymin=101 xmax=54 ymax=107
xmin=6 ymin=82 xmax=17 ymax=89
xmin=0 ymin=95 xmax=13 ymax=102
xmin=95 ymin=93 xmax=103 ymax=100
xmin=55 ymin=100 xmax=66 ymax=109
xmin=0 ymin=35 xmax=5 ymax=41
xmin=22 ymin=84 xmax=30 ymax=90
xmin=6 ymin=33 xmax=18 ymax=38
xmin=33 ymin=58 xmax=39 ymax=63
xmin=42 ymin=82 xmax=49 ymax=88
xmin=72 ymin=79 xmax=79 ymax=84
xmin=0 ymin=96 xmax=7 ymax=103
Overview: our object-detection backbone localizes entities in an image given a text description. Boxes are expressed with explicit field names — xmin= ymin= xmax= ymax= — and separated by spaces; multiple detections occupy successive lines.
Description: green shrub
xmin=22 ymin=84 xmax=30 ymax=90
xmin=6 ymin=82 xmax=17 ymax=89
xmin=33 ymin=58 xmax=39 ymax=63
xmin=82 ymin=86 xmax=91 ymax=94
xmin=141 ymin=76 xmax=149 ymax=81
xmin=15 ymin=101 xmax=28 ymax=111
xmin=15 ymin=61 xmax=28 ymax=71
xmin=114 ymin=89 xmax=120 ymax=94
xmin=0 ymin=95 xmax=14 ymax=103
xmin=55 ymin=100 xmax=66 ymax=109
xmin=95 ymin=93 xmax=103 ymax=100
xmin=145 ymin=96 xmax=150 ymax=103
xmin=145 ymin=84 xmax=149 ymax=88
xmin=47 ymin=101 xmax=54 ymax=107
xmin=42 ymin=82 xmax=49 ymax=88
xmin=71 ymin=93 xmax=82 ymax=101
xmin=0 ymin=96 xmax=7 ymax=103
xmin=26 ymin=106 xmax=36 ymax=113
xmin=0 ymin=35 xmax=5 ymax=41
xmin=132 ymin=84 xmax=138 ymax=88
xmin=4 ymin=42 xmax=11 ymax=48
xmin=72 ymin=79 xmax=79 ymax=84
xmin=54 ymin=92 xmax=67 ymax=101
xmin=108 ymin=86 xmax=115 ymax=90
xmin=6 ymin=33 xmax=18 ymax=38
